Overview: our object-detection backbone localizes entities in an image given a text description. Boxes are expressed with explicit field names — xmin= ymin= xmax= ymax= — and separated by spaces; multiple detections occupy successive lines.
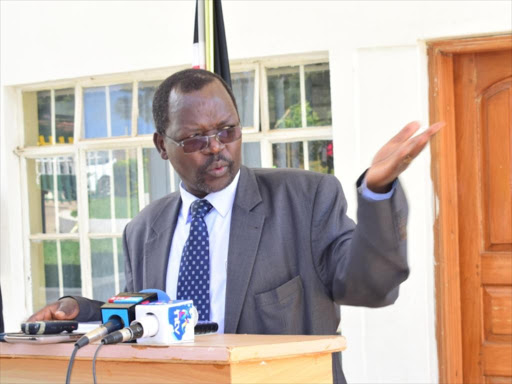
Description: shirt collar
xmin=179 ymin=170 xmax=241 ymax=223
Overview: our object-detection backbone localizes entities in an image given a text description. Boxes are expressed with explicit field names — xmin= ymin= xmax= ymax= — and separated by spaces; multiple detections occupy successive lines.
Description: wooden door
xmin=454 ymin=48 xmax=512 ymax=383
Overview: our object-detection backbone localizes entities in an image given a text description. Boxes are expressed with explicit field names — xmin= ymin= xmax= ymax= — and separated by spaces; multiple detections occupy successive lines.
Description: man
xmin=29 ymin=69 xmax=442 ymax=383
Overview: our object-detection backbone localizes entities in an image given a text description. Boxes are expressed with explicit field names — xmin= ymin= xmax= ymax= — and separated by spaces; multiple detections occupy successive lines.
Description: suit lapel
xmin=143 ymin=194 xmax=181 ymax=290
xmin=224 ymin=166 xmax=264 ymax=333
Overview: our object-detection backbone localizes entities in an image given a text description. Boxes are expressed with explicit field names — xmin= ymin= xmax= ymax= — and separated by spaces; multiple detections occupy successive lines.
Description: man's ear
xmin=153 ymin=133 xmax=169 ymax=160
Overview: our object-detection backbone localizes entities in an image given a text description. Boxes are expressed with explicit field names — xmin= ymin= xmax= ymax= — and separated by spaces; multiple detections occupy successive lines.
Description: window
xmin=19 ymin=54 xmax=333 ymax=309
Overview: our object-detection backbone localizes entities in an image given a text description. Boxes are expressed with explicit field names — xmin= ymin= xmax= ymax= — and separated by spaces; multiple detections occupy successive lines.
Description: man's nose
xmin=205 ymin=135 xmax=225 ymax=154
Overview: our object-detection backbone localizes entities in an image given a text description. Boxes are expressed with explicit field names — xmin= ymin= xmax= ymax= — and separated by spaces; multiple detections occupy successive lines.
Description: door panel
xmin=454 ymin=49 xmax=512 ymax=383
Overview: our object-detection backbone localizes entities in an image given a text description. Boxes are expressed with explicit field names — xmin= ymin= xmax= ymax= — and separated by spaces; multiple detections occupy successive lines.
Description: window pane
xmin=91 ymin=239 xmax=115 ymax=301
xmin=62 ymin=240 xmax=81 ymax=297
xmin=56 ymin=157 xmax=78 ymax=233
xmin=84 ymin=87 xmax=107 ymax=138
xmin=113 ymin=149 xmax=139 ymax=231
xmin=272 ymin=142 xmax=304 ymax=169
xmin=110 ymin=84 xmax=132 ymax=137
xmin=27 ymin=157 xmax=78 ymax=234
xmin=87 ymin=151 xmax=112 ymax=232
xmin=43 ymin=240 xmax=59 ymax=304
xmin=242 ymin=142 xmax=261 ymax=168
xmin=55 ymin=88 xmax=75 ymax=144
xmin=37 ymin=91 xmax=52 ymax=144
xmin=138 ymin=80 xmax=161 ymax=135
xmin=117 ymin=238 xmax=126 ymax=291
xmin=30 ymin=240 xmax=81 ymax=308
xmin=232 ymin=71 xmax=255 ymax=128
xmin=305 ymin=63 xmax=332 ymax=126
xmin=267 ymin=66 xmax=300 ymax=129
xmin=308 ymin=140 xmax=334 ymax=174
xmin=143 ymin=148 xmax=170 ymax=205
xmin=87 ymin=149 xmax=139 ymax=233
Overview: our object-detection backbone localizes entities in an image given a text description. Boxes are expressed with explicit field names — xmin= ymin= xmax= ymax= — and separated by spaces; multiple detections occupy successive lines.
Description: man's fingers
xmin=372 ymin=121 xmax=422 ymax=165
xmin=26 ymin=298 xmax=79 ymax=322
xmin=367 ymin=121 xmax=444 ymax=190
xmin=389 ymin=121 xmax=421 ymax=145
xmin=401 ymin=121 xmax=445 ymax=163
xmin=27 ymin=302 xmax=60 ymax=321
xmin=55 ymin=298 xmax=80 ymax=319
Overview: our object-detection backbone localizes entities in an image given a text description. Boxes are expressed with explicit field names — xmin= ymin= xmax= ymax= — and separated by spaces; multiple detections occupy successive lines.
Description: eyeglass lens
xmin=182 ymin=126 xmax=241 ymax=153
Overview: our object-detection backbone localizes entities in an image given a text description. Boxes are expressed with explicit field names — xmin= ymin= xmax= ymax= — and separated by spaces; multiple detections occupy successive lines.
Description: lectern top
xmin=0 ymin=333 xmax=346 ymax=363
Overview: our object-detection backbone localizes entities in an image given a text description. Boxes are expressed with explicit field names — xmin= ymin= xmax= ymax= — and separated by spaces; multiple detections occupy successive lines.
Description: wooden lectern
xmin=0 ymin=334 xmax=346 ymax=383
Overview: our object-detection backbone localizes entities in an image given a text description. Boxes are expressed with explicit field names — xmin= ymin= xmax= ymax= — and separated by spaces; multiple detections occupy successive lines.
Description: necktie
xmin=177 ymin=199 xmax=213 ymax=321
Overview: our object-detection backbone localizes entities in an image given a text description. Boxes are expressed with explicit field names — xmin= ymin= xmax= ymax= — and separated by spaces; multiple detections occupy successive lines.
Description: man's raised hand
xmin=365 ymin=121 xmax=444 ymax=193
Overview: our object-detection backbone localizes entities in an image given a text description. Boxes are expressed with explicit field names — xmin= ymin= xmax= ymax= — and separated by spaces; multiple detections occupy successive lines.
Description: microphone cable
xmin=92 ymin=342 xmax=104 ymax=384
xmin=65 ymin=345 xmax=79 ymax=384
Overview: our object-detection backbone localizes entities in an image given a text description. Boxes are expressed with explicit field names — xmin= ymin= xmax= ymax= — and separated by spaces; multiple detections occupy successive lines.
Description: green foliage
xmin=274 ymin=102 xmax=321 ymax=129
xmin=43 ymin=241 xmax=80 ymax=265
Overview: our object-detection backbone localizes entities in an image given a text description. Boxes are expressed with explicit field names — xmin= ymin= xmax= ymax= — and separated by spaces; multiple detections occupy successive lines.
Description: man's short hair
xmin=152 ymin=68 xmax=239 ymax=135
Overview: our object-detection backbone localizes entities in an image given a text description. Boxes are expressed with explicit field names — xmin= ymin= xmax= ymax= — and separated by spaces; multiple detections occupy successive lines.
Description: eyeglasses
xmin=163 ymin=125 xmax=242 ymax=154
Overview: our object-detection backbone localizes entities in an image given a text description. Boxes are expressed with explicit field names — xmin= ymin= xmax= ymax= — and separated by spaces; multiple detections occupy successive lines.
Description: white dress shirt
xmin=166 ymin=171 xmax=240 ymax=333
xmin=165 ymin=169 xmax=392 ymax=334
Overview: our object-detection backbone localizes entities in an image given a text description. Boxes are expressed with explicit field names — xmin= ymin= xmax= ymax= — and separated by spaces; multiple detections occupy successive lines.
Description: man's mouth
xmin=206 ymin=161 xmax=229 ymax=177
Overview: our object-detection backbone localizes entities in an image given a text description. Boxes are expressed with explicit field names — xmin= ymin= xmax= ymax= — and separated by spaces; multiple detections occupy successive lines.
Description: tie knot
xmin=190 ymin=199 xmax=213 ymax=219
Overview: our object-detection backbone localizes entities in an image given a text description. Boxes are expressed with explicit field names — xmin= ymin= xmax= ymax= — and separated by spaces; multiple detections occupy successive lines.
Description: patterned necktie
xmin=177 ymin=199 xmax=213 ymax=321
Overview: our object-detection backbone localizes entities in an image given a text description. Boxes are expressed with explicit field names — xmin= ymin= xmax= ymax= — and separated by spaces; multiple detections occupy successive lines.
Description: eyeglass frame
xmin=162 ymin=124 xmax=242 ymax=154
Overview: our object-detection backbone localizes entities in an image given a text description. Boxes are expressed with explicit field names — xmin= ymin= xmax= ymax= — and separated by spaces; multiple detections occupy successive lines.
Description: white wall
xmin=1 ymin=1 xmax=511 ymax=382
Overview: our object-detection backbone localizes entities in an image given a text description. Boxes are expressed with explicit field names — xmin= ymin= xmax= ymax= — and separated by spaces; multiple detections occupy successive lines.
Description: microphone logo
xmin=173 ymin=308 xmax=194 ymax=341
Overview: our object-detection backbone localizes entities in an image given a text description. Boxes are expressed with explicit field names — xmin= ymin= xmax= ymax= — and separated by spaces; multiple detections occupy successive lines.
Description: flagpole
xmin=204 ymin=0 xmax=214 ymax=72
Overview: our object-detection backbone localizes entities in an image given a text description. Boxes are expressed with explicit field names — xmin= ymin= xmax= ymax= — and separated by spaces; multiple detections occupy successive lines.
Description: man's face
xmin=153 ymin=80 xmax=242 ymax=198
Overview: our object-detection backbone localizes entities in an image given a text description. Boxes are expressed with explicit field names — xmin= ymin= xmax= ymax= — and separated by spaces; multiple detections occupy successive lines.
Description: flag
xmin=193 ymin=0 xmax=232 ymax=88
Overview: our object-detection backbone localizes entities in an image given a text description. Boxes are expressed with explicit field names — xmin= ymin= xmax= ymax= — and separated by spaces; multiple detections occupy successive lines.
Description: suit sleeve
xmin=311 ymin=174 xmax=409 ymax=307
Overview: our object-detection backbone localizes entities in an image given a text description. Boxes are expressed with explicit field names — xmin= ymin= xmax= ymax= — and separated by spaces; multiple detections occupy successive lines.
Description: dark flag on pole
xmin=193 ymin=0 xmax=232 ymax=88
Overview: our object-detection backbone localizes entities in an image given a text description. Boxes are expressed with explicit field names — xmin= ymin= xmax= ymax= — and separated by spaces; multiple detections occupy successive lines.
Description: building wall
xmin=1 ymin=1 xmax=511 ymax=382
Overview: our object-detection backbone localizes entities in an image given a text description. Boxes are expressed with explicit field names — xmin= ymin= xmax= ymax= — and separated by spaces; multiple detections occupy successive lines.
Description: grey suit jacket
xmin=76 ymin=166 xmax=409 ymax=383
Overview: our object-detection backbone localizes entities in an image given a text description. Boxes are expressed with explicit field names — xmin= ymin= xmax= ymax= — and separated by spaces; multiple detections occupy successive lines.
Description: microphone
xmin=74 ymin=291 xmax=159 ymax=349
xmin=75 ymin=316 xmax=123 ymax=348
xmin=102 ymin=299 xmax=200 ymax=345
xmin=102 ymin=314 xmax=159 ymax=345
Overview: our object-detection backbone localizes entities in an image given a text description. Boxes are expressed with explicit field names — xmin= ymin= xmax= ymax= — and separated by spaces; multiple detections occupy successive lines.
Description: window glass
xmin=55 ymin=88 xmax=75 ymax=143
xmin=91 ymin=239 xmax=115 ymax=301
xmin=267 ymin=66 xmax=301 ymax=129
xmin=232 ymin=71 xmax=255 ymax=128
xmin=117 ymin=238 xmax=126 ymax=291
xmin=308 ymin=140 xmax=334 ymax=174
xmin=87 ymin=151 xmax=112 ymax=232
xmin=31 ymin=240 xmax=81 ymax=306
xmin=242 ymin=142 xmax=261 ymax=168
xmin=84 ymin=87 xmax=107 ymax=138
xmin=305 ymin=64 xmax=332 ymax=126
xmin=37 ymin=91 xmax=52 ymax=144
xmin=143 ymin=147 xmax=171 ymax=204
xmin=62 ymin=240 xmax=82 ymax=297
xmin=110 ymin=84 xmax=132 ymax=137
xmin=27 ymin=157 xmax=78 ymax=234
xmin=272 ymin=142 xmax=304 ymax=169
xmin=87 ymin=149 xmax=139 ymax=233
xmin=138 ymin=80 xmax=161 ymax=135
xmin=113 ymin=149 xmax=139 ymax=229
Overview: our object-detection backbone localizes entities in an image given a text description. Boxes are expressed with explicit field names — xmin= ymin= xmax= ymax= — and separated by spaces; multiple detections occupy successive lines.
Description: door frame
xmin=428 ymin=34 xmax=512 ymax=384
